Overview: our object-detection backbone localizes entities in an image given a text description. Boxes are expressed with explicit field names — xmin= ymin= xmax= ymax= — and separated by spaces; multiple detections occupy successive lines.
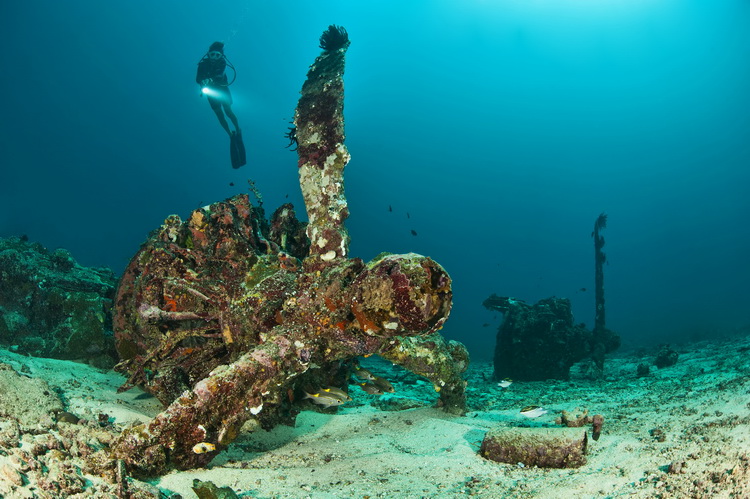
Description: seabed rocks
xmin=0 ymin=236 xmax=117 ymax=368
xmin=106 ymin=26 xmax=468 ymax=477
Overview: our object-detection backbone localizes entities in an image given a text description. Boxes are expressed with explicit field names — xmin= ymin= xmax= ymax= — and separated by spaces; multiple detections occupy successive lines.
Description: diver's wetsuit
xmin=196 ymin=57 xmax=231 ymax=110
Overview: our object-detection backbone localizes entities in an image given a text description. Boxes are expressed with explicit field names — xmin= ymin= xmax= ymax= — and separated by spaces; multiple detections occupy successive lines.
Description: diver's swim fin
xmin=230 ymin=130 xmax=247 ymax=169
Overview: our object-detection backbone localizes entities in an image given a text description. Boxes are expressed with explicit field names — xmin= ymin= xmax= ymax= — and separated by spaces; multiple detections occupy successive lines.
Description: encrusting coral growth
xmin=296 ymin=24 xmax=352 ymax=264
xmin=0 ymin=236 xmax=117 ymax=368
xmin=105 ymin=26 xmax=468 ymax=477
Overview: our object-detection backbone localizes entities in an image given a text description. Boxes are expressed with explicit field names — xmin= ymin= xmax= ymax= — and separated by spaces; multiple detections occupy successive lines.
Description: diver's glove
xmin=201 ymin=78 xmax=213 ymax=87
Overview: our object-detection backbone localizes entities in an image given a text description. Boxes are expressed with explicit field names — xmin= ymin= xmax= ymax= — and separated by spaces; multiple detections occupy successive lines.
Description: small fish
xmin=320 ymin=386 xmax=352 ymax=401
xmin=373 ymin=376 xmax=395 ymax=393
xmin=353 ymin=365 xmax=376 ymax=381
xmin=410 ymin=229 xmax=417 ymax=236
xmin=192 ymin=442 xmax=216 ymax=454
xmin=407 ymin=212 xmax=410 ymax=219
xmin=579 ymin=288 xmax=586 ymax=292
xmin=304 ymin=391 xmax=346 ymax=408
xmin=482 ymin=323 xmax=490 ymax=328
xmin=520 ymin=406 xmax=548 ymax=418
xmin=229 ymin=182 xmax=235 ymax=186
xmin=358 ymin=382 xmax=384 ymax=395
xmin=388 ymin=205 xmax=393 ymax=212
xmin=497 ymin=378 xmax=513 ymax=389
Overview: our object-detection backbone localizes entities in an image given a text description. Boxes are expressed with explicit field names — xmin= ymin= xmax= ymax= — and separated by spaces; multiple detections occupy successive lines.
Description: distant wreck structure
xmin=108 ymin=25 xmax=467 ymax=477
xmin=483 ymin=296 xmax=592 ymax=381
xmin=590 ymin=212 xmax=620 ymax=375
xmin=483 ymin=215 xmax=620 ymax=380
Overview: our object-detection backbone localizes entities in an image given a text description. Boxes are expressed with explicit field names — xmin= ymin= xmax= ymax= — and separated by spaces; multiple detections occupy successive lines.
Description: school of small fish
xmin=302 ymin=359 xmax=398 ymax=409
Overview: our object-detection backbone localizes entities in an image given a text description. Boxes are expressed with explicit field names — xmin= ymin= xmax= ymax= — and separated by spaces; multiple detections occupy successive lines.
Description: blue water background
xmin=2 ymin=0 xmax=749 ymax=358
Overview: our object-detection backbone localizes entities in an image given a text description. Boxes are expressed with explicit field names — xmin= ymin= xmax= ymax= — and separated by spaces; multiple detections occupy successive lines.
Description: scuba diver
xmin=196 ymin=41 xmax=246 ymax=167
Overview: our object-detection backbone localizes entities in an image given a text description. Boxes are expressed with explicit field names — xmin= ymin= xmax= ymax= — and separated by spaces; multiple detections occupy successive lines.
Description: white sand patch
xmin=0 ymin=332 xmax=749 ymax=497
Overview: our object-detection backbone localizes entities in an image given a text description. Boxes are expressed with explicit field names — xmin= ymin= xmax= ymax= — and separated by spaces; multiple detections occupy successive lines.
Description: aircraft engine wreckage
xmin=109 ymin=26 xmax=468 ymax=477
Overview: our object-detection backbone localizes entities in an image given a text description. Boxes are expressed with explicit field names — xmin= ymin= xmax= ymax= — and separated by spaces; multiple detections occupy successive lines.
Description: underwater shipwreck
xmin=1 ymin=25 xmax=749 ymax=499
xmin=109 ymin=25 xmax=467 ymax=478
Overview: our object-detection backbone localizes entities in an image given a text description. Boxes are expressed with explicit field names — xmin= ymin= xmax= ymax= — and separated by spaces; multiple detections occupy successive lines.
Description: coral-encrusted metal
xmin=109 ymin=28 xmax=467 ymax=477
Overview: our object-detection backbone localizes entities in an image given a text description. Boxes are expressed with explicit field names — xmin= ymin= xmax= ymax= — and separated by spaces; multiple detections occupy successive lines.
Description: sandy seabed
xmin=1 ymin=333 xmax=749 ymax=498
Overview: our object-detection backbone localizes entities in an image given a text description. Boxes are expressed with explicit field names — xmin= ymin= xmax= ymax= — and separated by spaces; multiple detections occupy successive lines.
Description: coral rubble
xmin=0 ymin=360 xmax=170 ymax=497
xmin=556 ymin=407 xmax=605 ymax=441
xmin=0 ymin=362 xmax=63 ymax=429
xmin=108 ymin=27 xmax=466 ymax=477
xmin=0 ymin=236 xmax=117 ymax=368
